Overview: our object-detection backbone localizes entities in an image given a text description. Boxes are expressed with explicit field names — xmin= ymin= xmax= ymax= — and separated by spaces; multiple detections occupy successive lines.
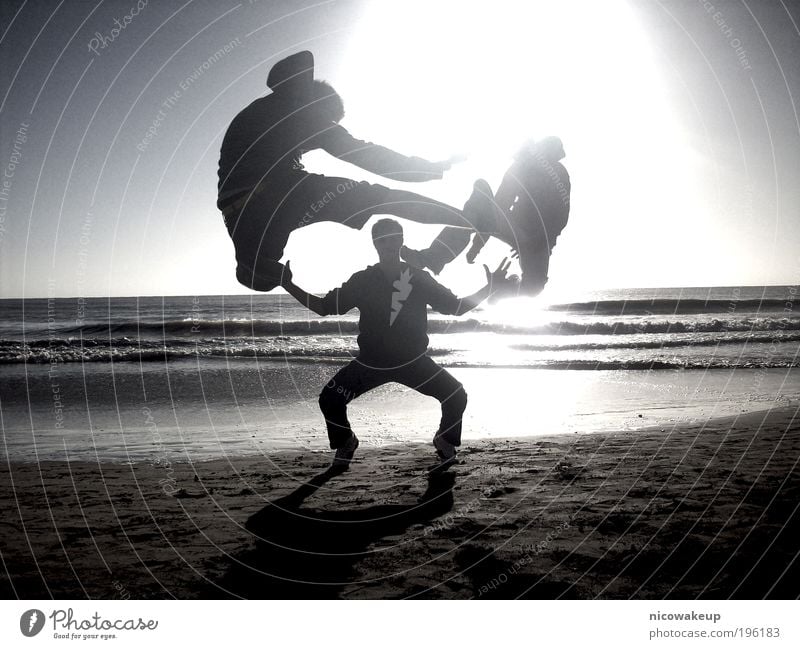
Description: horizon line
xmin=2 ymin=283 xmax=799 ymax=301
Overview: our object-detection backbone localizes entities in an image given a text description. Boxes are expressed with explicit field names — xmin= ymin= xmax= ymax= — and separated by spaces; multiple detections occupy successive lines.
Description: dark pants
xmin=418 ymin=226 xmax=552 ymax=297
xmin=225 ymin=173 xmax=469 ymax=291
xmin=318 ymin=356 xmax=467 ymax=449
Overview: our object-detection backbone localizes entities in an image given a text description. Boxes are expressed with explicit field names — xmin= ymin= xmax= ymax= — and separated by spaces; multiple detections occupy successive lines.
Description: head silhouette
xmin=516 ymin=136 xmax=565 ymax=163
xmin=534 ymin=136 xmax=565 ymax=162
xmin=267 ymin=50 xmax=314 ymax=95
xmin=312 ymin=80 xmax=345 ymax=123
xmin=371 ymin=218 xmax=403 ymax=257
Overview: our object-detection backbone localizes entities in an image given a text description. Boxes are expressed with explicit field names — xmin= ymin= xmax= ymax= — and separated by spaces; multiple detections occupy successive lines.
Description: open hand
xmin=483 ymin=257 xmax=512 ymax=288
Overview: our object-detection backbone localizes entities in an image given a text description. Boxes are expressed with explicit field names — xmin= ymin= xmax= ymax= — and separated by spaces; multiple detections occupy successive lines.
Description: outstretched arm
xmin=453 ymin=258 xmax=512 ymax=315
xmin=279 ymin=262 xmax=331 ymax=316
xmin=317 ymin=124 xmax=462 ymax=182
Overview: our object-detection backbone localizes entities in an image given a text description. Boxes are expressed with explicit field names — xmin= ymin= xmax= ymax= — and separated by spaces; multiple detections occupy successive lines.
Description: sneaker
xmin=463 ymin=179 xmax=496 ymax=235
xmin=433 ymin=435 xmax=458 ymax=469
xmin=331 ymin=434 xmax=359 ymax=471
xmin=400 ymin=246 xmax=445 ymax=274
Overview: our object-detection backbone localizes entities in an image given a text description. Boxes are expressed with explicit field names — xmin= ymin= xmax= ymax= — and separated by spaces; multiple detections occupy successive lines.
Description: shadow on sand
xmin=218 ymin=467 xmax=455 ymax=598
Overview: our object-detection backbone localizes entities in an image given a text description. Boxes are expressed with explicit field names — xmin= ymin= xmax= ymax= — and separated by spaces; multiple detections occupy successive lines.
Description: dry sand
xmin=1 ymin=405 xmax=798 ymax=599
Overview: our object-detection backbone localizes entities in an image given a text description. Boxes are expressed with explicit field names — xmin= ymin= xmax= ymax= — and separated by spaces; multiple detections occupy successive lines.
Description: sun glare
xmin=337 ymin=0 xmax=691 ymax=183
xmin=294 ymin=0 xmax=705 ymax=293
xmin=478 ymin=295 xmax=553 ymax=328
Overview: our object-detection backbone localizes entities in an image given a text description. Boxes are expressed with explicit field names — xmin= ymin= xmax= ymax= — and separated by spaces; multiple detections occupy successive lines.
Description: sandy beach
xmin=2 ymin=404 xmax=797 ymax=599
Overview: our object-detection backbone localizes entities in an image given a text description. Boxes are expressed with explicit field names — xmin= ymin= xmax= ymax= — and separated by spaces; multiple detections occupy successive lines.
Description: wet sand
xmin=1 ymin=405 xmax=798 ymax=599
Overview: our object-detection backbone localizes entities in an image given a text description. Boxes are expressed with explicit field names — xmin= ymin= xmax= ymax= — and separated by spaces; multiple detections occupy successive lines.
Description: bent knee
xmin=448 ymin=385 xmax=468 ymax=411
xmin=318 ymin=386 xmax=344 ymax=411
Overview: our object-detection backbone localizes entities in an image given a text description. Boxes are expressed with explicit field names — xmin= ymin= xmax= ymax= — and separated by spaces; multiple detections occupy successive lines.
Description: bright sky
xmin=1 ymin=0 xmax=798 ymax=298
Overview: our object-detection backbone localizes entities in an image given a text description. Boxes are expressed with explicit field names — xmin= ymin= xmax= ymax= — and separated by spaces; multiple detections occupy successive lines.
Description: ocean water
xmin=1 ymin=286 xmax=798 ymax=462
xmin=1 ymin=286 xmax=798 ymax=370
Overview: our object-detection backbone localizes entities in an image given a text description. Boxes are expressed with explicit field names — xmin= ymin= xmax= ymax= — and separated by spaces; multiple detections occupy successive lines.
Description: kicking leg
xmin=401 ymin=180 xmax=499 ymax=273
xmin=382 ymin=179 xmax=494 ymax=231
xmin=227 ymin=173 xmax=496 ymax=289
xmin=300 ymin=174 xmax=496 ymax=232
xmin=401 ymin=227 xmax=471 ymax=274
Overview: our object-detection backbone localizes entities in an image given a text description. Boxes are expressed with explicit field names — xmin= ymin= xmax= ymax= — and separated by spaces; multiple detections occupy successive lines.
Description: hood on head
xmin=267 ymin=50 xmax=314 ymax=95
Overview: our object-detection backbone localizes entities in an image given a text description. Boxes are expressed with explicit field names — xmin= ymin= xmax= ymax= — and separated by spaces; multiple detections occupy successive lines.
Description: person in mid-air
xmin=280 ymin=218 xmax=510 ymax=472
xmin=218 ymin=50 xmax=495 ymax=292
xmin=402 ymin=136 xmax=571 ymax=298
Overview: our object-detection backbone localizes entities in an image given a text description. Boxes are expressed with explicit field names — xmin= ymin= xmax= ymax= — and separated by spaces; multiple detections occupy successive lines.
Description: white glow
xmin=337 ymin=0 xmax=692 ymax=173
xmin=479 ymin=295 xmax=554 ymax=328
xmin=292 ymin=0 xmax=707 ymax=295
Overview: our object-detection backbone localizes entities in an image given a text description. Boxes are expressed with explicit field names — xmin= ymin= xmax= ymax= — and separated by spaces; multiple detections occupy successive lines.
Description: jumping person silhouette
xmin=402 ymin=137 xmax=570 ymax=298
xmin=280 ymin=218 xmax=510 ymax=471
xmin=218 ymin=50 xmax=496 ymax=292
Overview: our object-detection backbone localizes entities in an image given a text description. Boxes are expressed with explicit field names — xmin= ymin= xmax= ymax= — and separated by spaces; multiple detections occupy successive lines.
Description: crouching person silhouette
xmin=281 ymin=218 xmax=510 ymax=472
